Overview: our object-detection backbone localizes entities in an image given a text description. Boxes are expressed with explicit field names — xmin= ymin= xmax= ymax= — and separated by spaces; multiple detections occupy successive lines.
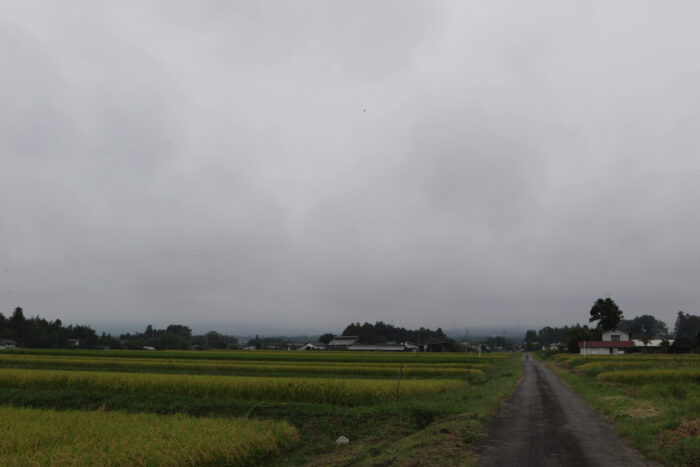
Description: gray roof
xmin=348 ymin=344 xmax=407 ymax=352
xmin=328 ymin=336 xmax=359 ymax=346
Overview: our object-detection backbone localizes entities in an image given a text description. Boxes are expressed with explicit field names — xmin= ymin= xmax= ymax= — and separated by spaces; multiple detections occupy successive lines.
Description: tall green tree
xmin=589 ymin=297 xmax=624 ymax=330
xmin=619 ymin=315 xmax=668 ymax=341
xmin=524 ymin=329 xmax=537 ymax=351
xmin=318 ymin=333 xmax=335 ymax=345
xmin=673 ymin=311 xmax=700 ymax=339
xmin=565 ymin=324 xmax=600 ymax=353
xmin=536 ymin=326 xmax=568 ymax=345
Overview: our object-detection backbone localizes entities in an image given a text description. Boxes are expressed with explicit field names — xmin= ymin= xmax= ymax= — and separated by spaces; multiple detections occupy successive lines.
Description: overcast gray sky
xmin=2 ymin=1 xmax=699 ymax=335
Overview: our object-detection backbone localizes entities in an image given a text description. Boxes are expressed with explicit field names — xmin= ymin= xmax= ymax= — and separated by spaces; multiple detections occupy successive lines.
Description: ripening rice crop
xmin=0 ymin=406 xmax=298 ymax=466
xmin=555 ymin=354 xmax=700 ymax=367
xmin=0 ymin=368 xmax=466 ymax=405
xmin=577 ymin=360 xmax=699 ymax=371
xmin=1 ymin=348 xmax=506 ymax=364
xmin=0 ymin=354 xmax=485 ymax=379
xmin=596 ymin=369 xmax=700 ymax=385
xmin=574 ymin=360 xmax=700 ymax=378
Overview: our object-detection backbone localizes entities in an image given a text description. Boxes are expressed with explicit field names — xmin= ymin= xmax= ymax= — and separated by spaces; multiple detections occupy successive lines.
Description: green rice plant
xmin=578 ymin=360 xmax=698 ymax=371
xmin=576 ymin=360 xmax=699 ymax=378
xmin=597 ymin=369 xmax=700 ymax=385
xmin=557 ymin=354 xmax=700 ymax=368
xmin=0 ymin=369 xmax=466 ymax=406
xmin=0 ymin=406 xmax=298 ymax=466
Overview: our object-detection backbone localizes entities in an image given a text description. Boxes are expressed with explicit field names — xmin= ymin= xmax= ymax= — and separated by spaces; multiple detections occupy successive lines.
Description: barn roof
xmin=348 ymin=344 xmax=406 ymax=352
xmin=578 ymin=341 xmax=635 ymax=348
xmin=328 ymin=336 xmax=359 ymax=346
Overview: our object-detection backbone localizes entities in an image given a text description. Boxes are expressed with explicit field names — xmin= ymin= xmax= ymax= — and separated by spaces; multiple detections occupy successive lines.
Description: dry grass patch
xmin=657 ymin=419 xmax=700 ymax=466
xmin=661 ymin=418 xmax=700 ymax=441
xmin=598 ymin=395 xmax=664 ymax=419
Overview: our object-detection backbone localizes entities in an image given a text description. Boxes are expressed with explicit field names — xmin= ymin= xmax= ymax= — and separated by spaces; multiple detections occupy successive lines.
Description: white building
xmin=601 ymin=328 xmax=630 ymax=342
xmin=580 ymin=328 xmax=634 ymax=355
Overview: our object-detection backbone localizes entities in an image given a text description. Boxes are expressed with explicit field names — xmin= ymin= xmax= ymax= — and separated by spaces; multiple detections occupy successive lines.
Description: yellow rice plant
xmin=0 ymin=353 xmax=491 ymax=369
xmin=0 ymin=354 xmax=486 ymax=378
xmin=0 ymin=369 xmax=466 ymax=405
xmin=0 ymin=406 xmax=298 ymax=466
xmin=0 ymin=348 xmax=507 ymax=366
xmin=597 ymin=368 xmax=700 ymax=385
xmin=559 ymin=354 xmax=700 ymax=368
xmin=577 ymin=360 xmax=698 ymax=374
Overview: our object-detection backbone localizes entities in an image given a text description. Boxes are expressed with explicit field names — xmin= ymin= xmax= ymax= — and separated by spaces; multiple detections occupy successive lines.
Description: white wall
xmin=602 ymin=329 xmax=630 ymax=341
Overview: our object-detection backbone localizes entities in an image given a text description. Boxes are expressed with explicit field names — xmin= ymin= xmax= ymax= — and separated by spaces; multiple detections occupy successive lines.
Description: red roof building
xmin=579 ymin=328 xmax=634 ymax=355
xmin=578 ymin=341 xmax=635 ymax=349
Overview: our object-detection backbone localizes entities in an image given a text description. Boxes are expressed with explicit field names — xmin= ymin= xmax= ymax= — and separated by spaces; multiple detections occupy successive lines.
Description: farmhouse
xmin=424 ymin=339 xmax=453 ymax=352
xmin=327 ymin=336 xmax=359 ymax=350
xmin=287 ymin=342 xmax=326 ymax=351
xmin=348 ymin=342 xmax=418 ymax=352
xmin=0 ymin=339 xmax=17 ymax=349
xmin=579 ymin=328 xmax=635 ymax=355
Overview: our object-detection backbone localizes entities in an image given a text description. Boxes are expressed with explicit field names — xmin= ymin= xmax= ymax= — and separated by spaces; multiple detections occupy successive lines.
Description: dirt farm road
xmin=477 ymin=353 xmax=660 ymax=466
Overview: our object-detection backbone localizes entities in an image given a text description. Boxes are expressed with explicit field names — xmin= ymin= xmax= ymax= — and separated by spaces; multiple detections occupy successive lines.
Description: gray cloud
xmin=2 ymin=1 xmax=699 ymax=335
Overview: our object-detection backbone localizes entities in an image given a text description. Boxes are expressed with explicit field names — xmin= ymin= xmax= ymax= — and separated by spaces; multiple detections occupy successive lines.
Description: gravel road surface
xmin=477 ymin=353 xmax=660 ymax=466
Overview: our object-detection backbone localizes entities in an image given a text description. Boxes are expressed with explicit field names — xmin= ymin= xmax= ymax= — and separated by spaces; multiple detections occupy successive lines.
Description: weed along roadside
xmin=538 ymin=352 xmax=700 ymax=466
xmin=0 ymin=349 xmax=521 ymax=465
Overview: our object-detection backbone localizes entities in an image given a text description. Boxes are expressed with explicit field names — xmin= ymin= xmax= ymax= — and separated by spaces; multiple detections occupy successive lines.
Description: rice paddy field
xmin=545 ymin=353 xmax=700 ymax=466
xmin=0 ymin=349 xmax=520 ymax=465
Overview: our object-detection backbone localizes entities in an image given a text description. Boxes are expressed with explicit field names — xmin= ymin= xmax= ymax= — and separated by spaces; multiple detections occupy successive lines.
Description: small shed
xmin=425 ymin=339 xmax=452 ymax=352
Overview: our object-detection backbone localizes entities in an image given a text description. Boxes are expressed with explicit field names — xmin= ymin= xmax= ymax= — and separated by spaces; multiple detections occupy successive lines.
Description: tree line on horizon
xmin=0 ymin=307 xmax=458 ymax=352
xmin=326 ymin=321 xmax=449 ymax=346
xmin=0 ymin=307 xmax=99 ymax=349
xmin=2 ymin=300 xmax=699 ymax=352
xmin=0 ymin=307 xmax=239 ymax=351
xmin=524 ymin=297 xmax=700 ymax=353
